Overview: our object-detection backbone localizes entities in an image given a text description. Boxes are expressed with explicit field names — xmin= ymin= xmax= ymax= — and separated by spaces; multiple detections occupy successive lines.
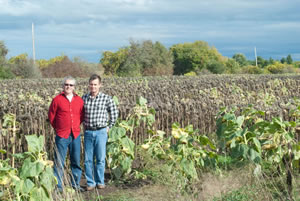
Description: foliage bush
xmin=239 ymin=65 xmax=263 ymax=74
xmin=267 ymin=63 xmax=298 ymax=74
xmin=102 ymin=40 xmax=174 ymax=77
xmin=232 ymin=53 xmax=248 ymax=67
xmin=184 ymin=71 xmax=197 ymax=76
xmin=171 ymin=40 xmax=225 ymax=75
xmin=266 ymin=63 xmax=285 ymax=74
xmin=224 ymin=58 xmax=240 ymax=74
xmin=9 ymin=54 xmax=42 ymax=79
xmin=0 ymin=114 xmax=56 ymax=201
xmin=196 ymin=68 xmax=213 ymax=75
xmin=139 ymin=123 xmax=217 ymax=193
xmin=36 ymin=55 xmax=65 ymax=69
xmin=142 ymin=63 xmax=173 ymax=76
xmin=107 ymin=97 xmax=156 ymax=180
xmin=207 ymin=61 xmax=226 ymax=74
xmin=0 ymin=66 xmax=15 ymax=79
xmin=101 ymin=49 xmax=128 ymax=76
xmin=41 ymin=56 xmax=99 ymax=78
xmin=294 ymin=61 xmax=300 ymax=68
xmin=0 ymin=41 xmax=8 ymax=66
xmin=0 ymin=41 xmax=15 ymax=79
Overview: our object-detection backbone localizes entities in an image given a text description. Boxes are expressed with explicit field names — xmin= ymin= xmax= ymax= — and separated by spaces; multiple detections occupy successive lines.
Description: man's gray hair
xmin=62 ymin=76 xmax=76 ymax=87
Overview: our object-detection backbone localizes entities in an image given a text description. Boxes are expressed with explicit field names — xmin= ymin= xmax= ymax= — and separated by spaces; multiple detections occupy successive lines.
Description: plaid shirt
xmin=82 ymin=92 xmax=118 ymax=129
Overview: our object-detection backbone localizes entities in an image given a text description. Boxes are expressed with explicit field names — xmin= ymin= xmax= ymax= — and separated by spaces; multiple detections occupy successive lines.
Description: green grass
xmin=100 ymin=195 xmax=136 ymax=201
xmin=212 ymin=186 xmax=257 ymax=201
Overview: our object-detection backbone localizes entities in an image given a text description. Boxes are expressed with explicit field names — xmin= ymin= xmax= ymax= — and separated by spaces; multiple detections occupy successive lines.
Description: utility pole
xmin=32 ymin=22 xmax=36 ymax=64
xmin=254 ymin=47 xmax=257 ymax=67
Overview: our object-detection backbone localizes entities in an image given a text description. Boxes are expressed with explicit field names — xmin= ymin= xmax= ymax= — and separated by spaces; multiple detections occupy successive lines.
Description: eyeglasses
xmin=64 ymin=83 xmax=74 ymax=87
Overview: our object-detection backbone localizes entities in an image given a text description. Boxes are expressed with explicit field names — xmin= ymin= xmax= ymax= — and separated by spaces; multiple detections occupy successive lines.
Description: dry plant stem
xmin=12 ymin=117 xmax=16 ymax=168
xmin=297 ymin=128 xmax=300 ymax=174
xmin=0 ymin=119 xmax=2 ymax=160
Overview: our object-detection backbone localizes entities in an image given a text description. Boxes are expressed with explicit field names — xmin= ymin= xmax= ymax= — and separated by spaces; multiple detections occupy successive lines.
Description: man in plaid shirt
xmin=82 ymin=74 xmax=118 ymax=191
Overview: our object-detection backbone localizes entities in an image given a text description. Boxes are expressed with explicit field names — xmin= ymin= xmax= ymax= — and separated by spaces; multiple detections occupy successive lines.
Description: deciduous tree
xmin=41 ymin=56 xmax=92 ymax=78
xmin=9 ymin=53 xmax=41 ymax=78
xmin=232 ymin=53 xmax=248 ymax=67
xmin=225 ymin=58 xmax=240 ymax=74
xmin=0 ymin=41 xmax=14 ymax=79
xmin=171 ymin=41 xmax=224 ymax=75
xmin=257 ymin=56 xmax=268 ymax=68
xmin=102 ymin=40 xmax=174 ymax=76
xmin=101 ymin=48 xmax=128 ymax=75
xmin=0 ymin=41 xmax=8 ymax=66
xmin=207 ymin=61 xmax=225 ymax=74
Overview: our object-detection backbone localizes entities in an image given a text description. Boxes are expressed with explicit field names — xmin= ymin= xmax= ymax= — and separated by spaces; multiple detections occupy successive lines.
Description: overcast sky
xmin=1 ymin=0 xmax=300 ymax=63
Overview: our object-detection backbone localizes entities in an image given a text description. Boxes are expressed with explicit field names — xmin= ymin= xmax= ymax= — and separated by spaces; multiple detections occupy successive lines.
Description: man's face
xmin=63 ymin=79 xmax=75 ymax=95
xmin=89 ymin=79 xmax=101 ymax=95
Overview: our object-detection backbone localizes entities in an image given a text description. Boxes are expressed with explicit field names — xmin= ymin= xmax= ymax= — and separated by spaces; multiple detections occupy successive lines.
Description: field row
xmin=0 ymin=75 xmax=299 ymax=159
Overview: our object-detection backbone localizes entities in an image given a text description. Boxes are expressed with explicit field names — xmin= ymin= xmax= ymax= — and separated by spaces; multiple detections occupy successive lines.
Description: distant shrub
xmin=225 ymin=58 xmax=241 ymax=74
xmin=184 ymin=71 xmax=197 ymax=76
xmin=197 ymin=68 xmax=213 ymax=75
xmin=294 ymin=61 xmax=300 ymax=68
xmin=0 ymin=66 xmax=15 ymax=79
xmin=266 ymin=62 xmax=298 ymax=74
xmin=281 ymin=65 xmax=299 ymax=73
xmin=36 ymin=55 xmax=65 ymax=69
xmin=143 ymin=64 xmax=174 ymax=76
xmin=9 ymin=53 xmax=42 ymax=78
xmin=207 ymin=61 xmax=225 ymax=74
xmin=240 ymin=65 xmax=263 ymax=74
xmin=41 ymin=56 xmax=99 ymax=78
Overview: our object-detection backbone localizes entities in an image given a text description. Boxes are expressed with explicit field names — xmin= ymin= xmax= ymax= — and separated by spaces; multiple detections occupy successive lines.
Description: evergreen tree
xmin=281 ymin=57 xmax=286 ymax=64
xmin=268 ymin=57 xmax=275 ymax=65
xmin=286 ymin=54 xmax=293 ymax=64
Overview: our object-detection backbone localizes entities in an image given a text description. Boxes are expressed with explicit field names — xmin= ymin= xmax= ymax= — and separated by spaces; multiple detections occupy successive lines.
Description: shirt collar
xmin=61 ymin=91 xmax=78 ymax=97
xmin=88 ymin=92 xmax=102 ymax=99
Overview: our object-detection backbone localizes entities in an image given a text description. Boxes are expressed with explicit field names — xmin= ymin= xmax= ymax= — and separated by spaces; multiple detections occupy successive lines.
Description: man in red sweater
xmin=48 ymin=76 xmax=84 ymax=192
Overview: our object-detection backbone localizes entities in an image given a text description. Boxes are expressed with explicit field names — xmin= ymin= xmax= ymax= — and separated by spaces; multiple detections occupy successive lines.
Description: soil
xmin=79 ymin=177 xmax=154 ymax=200
xmin=79 ymin=180 xmax=187 ymax=201
xmin=52 ymin=168 xmax=254 ymax=201
xmin=78 ymin=169 xmax=252 ymax=201
xmin=196 ymin=170 xmax=252 ymax=201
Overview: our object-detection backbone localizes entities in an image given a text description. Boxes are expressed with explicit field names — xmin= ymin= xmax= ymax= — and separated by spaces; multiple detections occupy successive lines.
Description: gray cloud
xmin=1 ymin=0 xmax=300 ymax=62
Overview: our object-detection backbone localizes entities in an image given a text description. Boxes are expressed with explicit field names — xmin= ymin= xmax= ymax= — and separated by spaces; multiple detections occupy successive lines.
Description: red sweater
xmin=48 ymin=92 xmax=84 ymax=139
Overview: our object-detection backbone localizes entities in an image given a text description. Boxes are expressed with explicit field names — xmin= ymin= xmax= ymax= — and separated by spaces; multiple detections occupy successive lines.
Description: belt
xmin=85 ymin=126 xmax=106 ymax=131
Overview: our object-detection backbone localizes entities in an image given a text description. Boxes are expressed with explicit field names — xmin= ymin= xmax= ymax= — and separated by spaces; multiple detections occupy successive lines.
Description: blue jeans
xmin=84 ymin=128 xmax=108 ymax=187
xmin=54 ymin=134 xmax=82 ymax=190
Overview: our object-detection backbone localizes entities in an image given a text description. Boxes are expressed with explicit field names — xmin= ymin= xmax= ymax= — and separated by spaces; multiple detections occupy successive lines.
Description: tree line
xmin=0 ymin=41 xmax=101 ymax=79
xmin=101 ymin=40 xmax=300 ymax=76
xmin=0 ymin=40 xmax=299 ymax=79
